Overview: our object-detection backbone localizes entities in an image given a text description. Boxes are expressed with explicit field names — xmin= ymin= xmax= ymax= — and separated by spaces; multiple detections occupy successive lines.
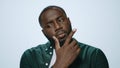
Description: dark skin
xmin=41 ymin=8 xmax=80 ymax=68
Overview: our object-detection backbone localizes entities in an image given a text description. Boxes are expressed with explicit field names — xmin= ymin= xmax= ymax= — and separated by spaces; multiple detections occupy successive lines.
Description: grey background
xmin=0 ymin=0 xmax=120 ymax=68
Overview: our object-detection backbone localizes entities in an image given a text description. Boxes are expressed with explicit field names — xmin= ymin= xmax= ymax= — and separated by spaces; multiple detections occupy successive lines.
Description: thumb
xmin=53 ymin=36 xmax=60 ymax=50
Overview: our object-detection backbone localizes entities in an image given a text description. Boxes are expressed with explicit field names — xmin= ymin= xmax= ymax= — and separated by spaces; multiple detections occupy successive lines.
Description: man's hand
xmin=52 ymin=29 xmax=80 ymax=68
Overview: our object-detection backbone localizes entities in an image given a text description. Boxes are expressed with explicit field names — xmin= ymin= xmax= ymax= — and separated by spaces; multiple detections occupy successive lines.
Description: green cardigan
xmin=20 ymin=42 xmax=109 ymax=68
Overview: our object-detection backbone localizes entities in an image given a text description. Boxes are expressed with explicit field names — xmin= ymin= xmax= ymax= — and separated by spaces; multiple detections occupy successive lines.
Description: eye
xmin=57 ymin=17 xmax=64 ymax=23
xmin=45 ymin=25 xmax=51 ymax=28
xmin=44 ymin=23 xmax=52 ymax=28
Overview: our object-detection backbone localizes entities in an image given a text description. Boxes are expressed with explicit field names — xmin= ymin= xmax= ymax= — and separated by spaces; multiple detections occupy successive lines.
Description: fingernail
xmin=73 ymin=28 xmax=77 ymax=32
xmin=52 ymin=36 xmax=55 ymax=38
xmin=53 ymin=36 xmax=56 ymax=39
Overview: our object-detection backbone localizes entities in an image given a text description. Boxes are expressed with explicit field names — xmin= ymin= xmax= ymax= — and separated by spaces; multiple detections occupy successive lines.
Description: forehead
xmin=41 ymin=8 xmax=65 ymax=23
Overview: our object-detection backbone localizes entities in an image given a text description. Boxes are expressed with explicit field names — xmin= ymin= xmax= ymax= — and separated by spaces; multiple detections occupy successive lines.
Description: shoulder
xmin=20 ymin=42 xmax=51 ymax=67
xmin=78 ymin=42 xmax=109 ymax=67
xmin=78 ymin=42 xmax=104 ymax=60
xmin=21 ymin=42 xmax=50 ymax=58
xmin=78 ymin=42 xmax=99 ymax=52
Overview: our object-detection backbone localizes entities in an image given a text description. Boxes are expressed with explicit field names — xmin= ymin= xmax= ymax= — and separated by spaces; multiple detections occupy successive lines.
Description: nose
xmin=54 ymin=21 xmax=62 ymax=31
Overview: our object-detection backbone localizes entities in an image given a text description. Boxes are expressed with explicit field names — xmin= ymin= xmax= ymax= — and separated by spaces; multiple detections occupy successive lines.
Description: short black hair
xmin=38 ymin=5 xmax=67 ymax=27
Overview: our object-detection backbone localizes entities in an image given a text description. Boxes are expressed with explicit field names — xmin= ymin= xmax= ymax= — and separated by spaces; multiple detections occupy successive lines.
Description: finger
xmin=65 ymin=29 xmax=77 ymax=44
xmin=53 ymin=36 xmax=60 ymax=50
xmin=72 ymin=44 xmax=80 ymax=54
xmin=73 ymin=47 xmax=80 ymax=57
xmin=76 ymin=47 xmax=80 ymax=54
xmin=74 ymin=44 xmax=80 ymax=50
xmin=69 ymin=39 xmax=77 ymax=47
xmin=75 ymin=45 xmax=80 ymax=53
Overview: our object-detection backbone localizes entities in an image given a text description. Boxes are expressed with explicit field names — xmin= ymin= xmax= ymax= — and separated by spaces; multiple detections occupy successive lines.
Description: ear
xmin=67 ymin=17 xmax=71 ymax=24
xmin=67 ymin=17 xmax=73 ymax=29
xmin=42 ymin=29 xmax=45 ymax=35
xmin=42 ymin=29 xmax=48 ymax=39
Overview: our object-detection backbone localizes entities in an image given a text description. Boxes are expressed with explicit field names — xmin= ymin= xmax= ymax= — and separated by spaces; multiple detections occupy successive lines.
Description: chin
xmin=59 ymin=38 xmax=66 ymax=46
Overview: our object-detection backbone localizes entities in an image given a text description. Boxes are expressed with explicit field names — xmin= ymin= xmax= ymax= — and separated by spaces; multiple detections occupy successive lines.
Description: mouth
xmin=57 ymin=33 xmax=65 ymax=39
xmin=56 ymin=30 xmax=67 ymax=41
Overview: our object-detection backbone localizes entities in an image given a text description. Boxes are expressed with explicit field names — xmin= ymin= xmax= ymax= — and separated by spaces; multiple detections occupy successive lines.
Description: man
xmin=20 ymin=5 xmax=109 ymax=68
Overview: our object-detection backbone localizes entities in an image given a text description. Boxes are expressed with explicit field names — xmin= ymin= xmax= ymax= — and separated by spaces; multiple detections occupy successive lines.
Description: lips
xmin=56 ymin=30 xmax=66 ymax=39
xmin=57 ymin=33 xmax=65 ymax=38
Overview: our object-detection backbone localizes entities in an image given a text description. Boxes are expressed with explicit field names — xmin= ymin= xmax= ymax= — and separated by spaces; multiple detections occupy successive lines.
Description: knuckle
xmin=73 ymin=40 xmax=77 ymax=44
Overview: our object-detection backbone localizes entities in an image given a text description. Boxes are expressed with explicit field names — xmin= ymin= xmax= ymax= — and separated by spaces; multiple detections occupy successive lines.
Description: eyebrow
xmin=47 ymin=15 xmax=63 ymax=23
xmin=45 ymin=15 xmax=65 ymax=25
xmin=56 ymin=15 xmax=64 ymax=20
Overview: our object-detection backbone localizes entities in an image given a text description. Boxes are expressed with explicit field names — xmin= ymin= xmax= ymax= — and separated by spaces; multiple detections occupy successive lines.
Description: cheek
xmin=62 ymin=23 xmax=72 ymax=35
xmin=63 ymin=22 xmax=71 ymax=30
xmin=44 ymin=29 xmax=55 ymax=38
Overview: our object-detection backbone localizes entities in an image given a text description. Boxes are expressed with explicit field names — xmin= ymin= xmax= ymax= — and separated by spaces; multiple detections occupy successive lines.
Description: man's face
xmin=41 ymin=8 xmax=72 ymax=45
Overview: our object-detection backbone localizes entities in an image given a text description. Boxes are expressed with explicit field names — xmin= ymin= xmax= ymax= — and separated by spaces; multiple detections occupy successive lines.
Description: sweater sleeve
xmin=93 ymin=49 xmax=109 ymax=68
xmin=20 ymin=51 xmax=31 ymax=68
